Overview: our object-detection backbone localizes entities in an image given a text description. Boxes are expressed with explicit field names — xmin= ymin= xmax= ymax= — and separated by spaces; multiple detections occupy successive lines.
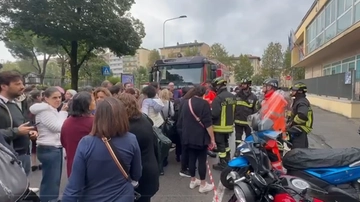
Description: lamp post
xmin=162 ymin=15 xmax=187 ymax=48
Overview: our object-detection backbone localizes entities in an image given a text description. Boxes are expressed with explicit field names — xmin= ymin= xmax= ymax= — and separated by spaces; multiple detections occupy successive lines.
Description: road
xmin=28 ymin=130 xmax=326 ymax=202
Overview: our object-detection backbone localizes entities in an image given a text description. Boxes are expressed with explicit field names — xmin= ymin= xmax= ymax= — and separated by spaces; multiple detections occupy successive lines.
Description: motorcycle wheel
xmin=220 ymin=166 xmax=249 ymax=190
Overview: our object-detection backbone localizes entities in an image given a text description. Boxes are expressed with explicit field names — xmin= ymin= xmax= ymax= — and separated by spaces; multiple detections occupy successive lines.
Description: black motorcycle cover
xmin=283 ymin=147 xmax=360 ymax=170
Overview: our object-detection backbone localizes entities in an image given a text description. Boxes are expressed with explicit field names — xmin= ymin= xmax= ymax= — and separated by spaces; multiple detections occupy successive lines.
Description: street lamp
xmin=163 ymin=15 xmax=187 ymax=48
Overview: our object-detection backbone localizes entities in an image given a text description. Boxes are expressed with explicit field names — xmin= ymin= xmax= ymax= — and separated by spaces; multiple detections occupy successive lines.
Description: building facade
xmin=159 ymin=41 xmax=210 ymax=58
xmin=291 ymin=0 xmax=360 ymax=118
xmin=107 ymin=53 xmax=124 ymax=77
xmin=228 ymin=54 xmax=261 ymax=84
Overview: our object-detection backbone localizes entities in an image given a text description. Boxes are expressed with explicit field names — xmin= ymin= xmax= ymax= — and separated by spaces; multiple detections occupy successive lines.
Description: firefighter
xmin=287 ymin=82 xmax=313 ymax=148
xmin=211 ymin=77 xmax=236 ymax=171
xmin=234 ymin=78 xmax=259 ymax=148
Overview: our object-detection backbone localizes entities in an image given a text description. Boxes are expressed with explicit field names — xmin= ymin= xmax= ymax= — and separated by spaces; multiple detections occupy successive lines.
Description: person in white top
xmin=29 ymin=86 xmax=68 ymax=202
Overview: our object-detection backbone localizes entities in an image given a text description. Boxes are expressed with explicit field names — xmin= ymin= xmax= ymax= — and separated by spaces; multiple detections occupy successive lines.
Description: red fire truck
xmin=149 ymin=55 xmax=229 ymax=88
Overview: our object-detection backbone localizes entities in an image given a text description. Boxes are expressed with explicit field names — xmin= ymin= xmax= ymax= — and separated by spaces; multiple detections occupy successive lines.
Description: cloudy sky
xmin=0 ymin=0 xmax=314 ymax=61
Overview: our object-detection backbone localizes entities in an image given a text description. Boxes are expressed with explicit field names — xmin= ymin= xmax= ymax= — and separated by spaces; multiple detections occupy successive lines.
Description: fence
xmin=294 ymin=70 xmax=358 ymax=100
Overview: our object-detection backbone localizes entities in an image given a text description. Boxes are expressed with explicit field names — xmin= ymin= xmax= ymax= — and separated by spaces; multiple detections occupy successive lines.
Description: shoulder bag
xmin=188 ymin=98 xmax=204 ymax=128
xmin=0 ymin=142 xmax=29 ymax=202
xmin=161 ymin=101 xmax=176 ymax=142
xmin=102 ymin=137 xmax=141 ymax=200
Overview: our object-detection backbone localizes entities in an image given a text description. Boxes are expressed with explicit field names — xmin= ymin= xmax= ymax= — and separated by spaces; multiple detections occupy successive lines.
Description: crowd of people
xmin=0 ymin=69 xmax=313 ymax=202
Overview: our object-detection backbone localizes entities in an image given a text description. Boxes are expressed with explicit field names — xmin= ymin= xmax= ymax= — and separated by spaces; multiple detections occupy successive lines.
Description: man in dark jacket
xmin=211 ymin=77 xmax=236 ymax=171
xmin=0 ymin=71 xmax=38 ymax=176
xmin=234 ymin=78 xmax=259 ymax=148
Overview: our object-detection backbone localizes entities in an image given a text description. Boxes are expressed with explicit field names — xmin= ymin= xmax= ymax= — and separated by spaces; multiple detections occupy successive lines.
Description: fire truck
xmin=149 ymin=55 xmax=229 ymax=89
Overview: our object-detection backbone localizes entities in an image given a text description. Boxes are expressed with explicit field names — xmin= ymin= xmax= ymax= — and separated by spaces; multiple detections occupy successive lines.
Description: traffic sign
xmin=101 ymin=66 xmax=111 ymax=76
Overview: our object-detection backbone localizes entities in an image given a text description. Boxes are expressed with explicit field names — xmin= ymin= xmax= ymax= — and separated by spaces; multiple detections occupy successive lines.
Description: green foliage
xmin=208 ymin=43 xmax=231 ymax=66
xmin=133 ymin=66 xmax=149 ymax=88
xmin=183 ymin=47 xmax=199 ymax=57
xmin=0 ymin=0 xmax=146 ymax=90
xmin=282 ymin=48 xmax=305 ymax=80
xmin=261 ymin=42 xmax=283 ymax=79
xmin=167 ymin=51 xmax=178 ymax=58
xmin=107 ymin=76 xmax=121 ymax=85
xmin=251 ymin=73 xmax=266 ymax=85
xmin=147 ymin=49 xmax=161 ymax=67
xmin=2 ymin=28 xmax=59 ymax=83
xmin=234 ymin=54 xmax=254 ymax=82
xmin=79 ymin=56 xmax=107 ymax=86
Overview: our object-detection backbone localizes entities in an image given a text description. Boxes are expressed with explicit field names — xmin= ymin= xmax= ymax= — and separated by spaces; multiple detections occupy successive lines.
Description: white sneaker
xmin=189 ymin=179 xmax=201 ymax=189
xmin=199 ymin=182 xmax=214 ymax=193
xmin=29 ymin=187 xmax=39 ymax=193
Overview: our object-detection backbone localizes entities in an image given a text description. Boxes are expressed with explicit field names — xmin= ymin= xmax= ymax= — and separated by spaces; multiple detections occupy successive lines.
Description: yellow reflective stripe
xmin=219 ymin=152 xmax=227 ymax=158
xmin=299 ymin=125 xmax=311 ymax=133
xmin=306 ymin=109 xmax=313 ymax=129
xmin=294 ymin=115 xmax=306 ymax=124
xmin=225 ymin=147 xmax=231 ymax=152
xmin=213 ymin=126 xmax=233 ymax=133
xmin=235 ymin=140 xmax=243 ymax=143
xmin=234 ymin=120 xmax=248 ymax=125
xmin=236 ymin=101 xmax=253 ymax=108
xmin=221 ymin=105 xmax=226 ymax=127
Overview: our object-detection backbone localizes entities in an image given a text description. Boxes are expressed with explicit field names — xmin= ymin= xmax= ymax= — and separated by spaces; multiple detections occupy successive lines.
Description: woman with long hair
xmin=117 ymin=93 xmax=159 ymax=202
xmin=62 ymin=97 xmax=142 ymax=202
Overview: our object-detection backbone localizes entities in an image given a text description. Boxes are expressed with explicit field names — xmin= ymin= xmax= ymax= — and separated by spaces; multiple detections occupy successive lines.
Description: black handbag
xmin=161 ymin=101 xmax=176 ymax=142
xmin=0 ymin=141 xmax=29 ymax=202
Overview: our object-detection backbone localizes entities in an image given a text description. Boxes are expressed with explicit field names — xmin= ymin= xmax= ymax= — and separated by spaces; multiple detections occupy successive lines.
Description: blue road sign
xmin=101 ymin=66 xmax=111 ymax=76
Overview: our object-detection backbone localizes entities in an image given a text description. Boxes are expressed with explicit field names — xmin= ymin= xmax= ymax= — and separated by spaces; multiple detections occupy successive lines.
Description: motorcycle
xmin=220 ymin=129 xmax=285 ymax=190
xmin=283 ymin=148 xmax=360 ymax=202
xmin=226 ymin=121 xmax=325 ymax=202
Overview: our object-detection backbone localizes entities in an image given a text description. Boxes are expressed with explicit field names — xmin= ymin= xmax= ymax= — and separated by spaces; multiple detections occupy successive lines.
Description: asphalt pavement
xmin=29 ymin=105 xmax=360 ymax=202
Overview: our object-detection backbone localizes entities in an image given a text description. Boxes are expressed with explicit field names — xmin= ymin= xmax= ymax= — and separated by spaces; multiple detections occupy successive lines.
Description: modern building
xmin=229 ymin=54 xmax=261 ymax=84
xmin=159 ymin=41 xmax=210 ymax=58
xmin=291 ymin=0 xmax=360 ymax=118
xmin=122 ymin=48 xmax=150 ymax=73
xmin=105 ymin=48 xmax=150 ymax=77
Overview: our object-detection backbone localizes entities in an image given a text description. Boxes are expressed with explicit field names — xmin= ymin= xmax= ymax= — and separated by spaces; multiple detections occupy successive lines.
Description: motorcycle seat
xmin=283 ymin=147 xmax=360 ymax=170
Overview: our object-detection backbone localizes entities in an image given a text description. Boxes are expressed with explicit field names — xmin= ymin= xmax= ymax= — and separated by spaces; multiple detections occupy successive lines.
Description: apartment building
xmin=159 ymin=41 xmax=210 ymax=58
xmin=291 ymin=0 xmax=360 ymax=118
xmin=228 ymin=54 xmax=261 ymax=84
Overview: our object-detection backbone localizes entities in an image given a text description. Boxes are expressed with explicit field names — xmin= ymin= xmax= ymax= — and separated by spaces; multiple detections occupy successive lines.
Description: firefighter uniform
xmin=288 ymin=82 xmax=313 ymax=148
xmin=211 ymin=77 xmax=236 ymax=171
xmin=234 ymin=90 xmax=258 ymax=147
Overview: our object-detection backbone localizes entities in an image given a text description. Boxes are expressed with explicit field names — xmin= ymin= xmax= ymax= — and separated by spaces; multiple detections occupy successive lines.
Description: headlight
xmin=234 ymin=186 xmax=246 ymax=202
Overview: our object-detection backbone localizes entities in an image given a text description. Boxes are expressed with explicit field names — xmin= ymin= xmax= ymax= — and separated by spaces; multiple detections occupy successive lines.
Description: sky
xmin=0 ymin=0 xmax=314 ymax=62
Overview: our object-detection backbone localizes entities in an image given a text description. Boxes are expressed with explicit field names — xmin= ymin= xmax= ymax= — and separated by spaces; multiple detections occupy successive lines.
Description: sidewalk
xmin=310 ymin=106 xmax=360 ymax=148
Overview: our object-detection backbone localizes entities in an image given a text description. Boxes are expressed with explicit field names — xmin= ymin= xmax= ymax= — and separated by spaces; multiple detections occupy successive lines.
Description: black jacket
xmin=211 ymin=87 xmax=236 ymax=133
xmin=289 ymin=94 xmax=313 ymax=133
xmin=234 ymin=90 xmax=259 ymax=125
xmin=129 ymin=115 xmax=159 ymax=197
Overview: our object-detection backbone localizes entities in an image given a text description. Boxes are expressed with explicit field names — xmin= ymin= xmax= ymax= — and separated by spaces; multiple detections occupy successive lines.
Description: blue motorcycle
xmin=283 ymin=147 xmax=360 ymax=201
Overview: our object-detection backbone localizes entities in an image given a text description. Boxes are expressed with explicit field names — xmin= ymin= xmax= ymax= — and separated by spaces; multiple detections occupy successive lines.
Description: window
xmin=317 ymin=12 xmax=325 ymax=35
xmin=342 ymin=63 xmax=349 ymax=72
xmin=349 ymin=61 xmax=356 ymax=70
xmin=343 ymin=56 xmax=356 ymax=63
xmin=355 ymin=2 xmax=360 ymax=22
xmin=315 ymin=33 xmax=324 ymax=48
xmin=356 ymin=59 xmax=360 ymax=79
xmin=338 ymin=0 xmax=345 ymax=16
xmin=326 ymin=68 xmax=331 ymax=75
xmin=331 ymin=67 xmax=336 ymax=74
xmin=325 ymin=23 xmax=336 ymax=42
xmin=334 ymin=64 xmax=341 ymax=73
xmin=337 ymin=8 xmax=353 ymax=33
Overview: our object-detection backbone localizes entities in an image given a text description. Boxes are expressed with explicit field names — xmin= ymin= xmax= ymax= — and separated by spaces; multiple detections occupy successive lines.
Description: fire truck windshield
xmin=157 ymin=63 xmax=203 ymax=87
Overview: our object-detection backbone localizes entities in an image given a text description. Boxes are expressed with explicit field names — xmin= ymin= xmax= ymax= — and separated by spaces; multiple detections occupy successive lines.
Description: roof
xmin=154 ymin=56 xmax=212 ymax=65
xmin=159 ymin=42 xmax=205 ymax=50
xmin=294 ymin=0 xmax=318 ymax=34
xmin=230 ymin=55 xmax=261 ymax=61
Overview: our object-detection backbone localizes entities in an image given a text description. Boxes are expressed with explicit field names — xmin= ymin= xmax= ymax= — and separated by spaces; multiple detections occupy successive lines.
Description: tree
xmin=234 ymin=54 xmax=254 ymax=82
xmin=167 ymin=51 xmax=178 ymax=58
xmin=2 ymin=29 xmax=58 ymax=84
xmin=282 ymin=48 xmax=305 ymax=81
xmin=133 ymin=66 xmax=149 ymax=88
xmin=0 ymin=61 xmax=20 ymax=72
xmin=0 ymin=0 xmax=145 ymax=90
xmin=183 ymin=47 xmax=199 ymax=57
xmin=147 ymin=49 xmax=161 ymax=68
xmin=79 ymin=56 xmax=108 ymax=86
xmin=261 ymin=42 xmax=283 ymax=79
xmin=208 ymin=43 xmax=231 ymax=66
xmin=251 ymin=73 xmax=266 ymax=85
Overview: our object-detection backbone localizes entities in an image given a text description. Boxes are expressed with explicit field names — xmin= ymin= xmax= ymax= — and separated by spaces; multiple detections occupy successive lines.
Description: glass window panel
xmin=315 ymin=33 xmax=324 ymax=48
xmin=357 ymin=55 xmax=360 ymax=59
xmin=306 ymin=28 xmax=311 ymax=44
xmin=331 ymin=67 xmax=336 ymax=74
xmin=331 ymin=1 xmax=336 ymax=22
xmin=349 ymin=61 xmax=356 ymax=70
xmin=355 ymin=2 xmax=360 ymax=22
xmin=325 ymin=23 xmax=336 ymax=42
xmin=342 ymin=63 xmax=349 ymax=72
xmin=337 ymin=9 xmax=353 ymax=34
xmin=345 ymin=0 xmax=353 ymax=10
xmin=338 ymin=0 xmax=345 ymax=16
xmin=332 ymin=61 xmax=341 ymax=66
xmin=356 ymin=60 xmax=360 ymax=79
xmin=326 ymin=68 xmax=331 ymax=75
xmin=343 ymin=56 xmax=356 ymax=63
xmin=325 ymin=4 xmax=331 ymax=26
xmin=335 ymin=65 xmax=342 ymax=73
xmin=323 ymin=69 xmax=327 ymax=76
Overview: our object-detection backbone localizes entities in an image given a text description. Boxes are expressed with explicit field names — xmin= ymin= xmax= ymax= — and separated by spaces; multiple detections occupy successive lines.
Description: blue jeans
xmin=37 ymin=146 xmax=63 ymax=202
xmin=18 ymin=154 xmax=31 ymax=176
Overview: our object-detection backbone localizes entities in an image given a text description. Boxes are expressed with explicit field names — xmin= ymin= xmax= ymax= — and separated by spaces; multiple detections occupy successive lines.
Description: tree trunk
xmin=70 ymin=40 xmax=79 ymax=90
xmin=60 ymin=62 xmax=66 ymax=86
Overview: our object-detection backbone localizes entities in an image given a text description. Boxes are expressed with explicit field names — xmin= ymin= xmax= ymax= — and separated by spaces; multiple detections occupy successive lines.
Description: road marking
xmin=214 ymin=181 xmax=226 ymax=202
